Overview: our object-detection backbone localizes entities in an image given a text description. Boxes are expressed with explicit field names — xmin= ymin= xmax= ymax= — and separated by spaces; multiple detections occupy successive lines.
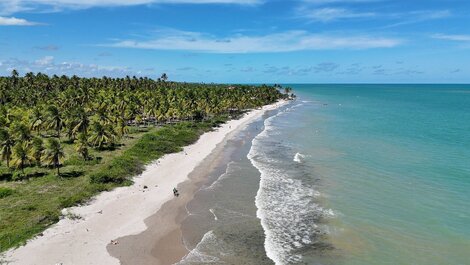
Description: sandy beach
xmin=3 ymin=100 xmax=286 ymax=265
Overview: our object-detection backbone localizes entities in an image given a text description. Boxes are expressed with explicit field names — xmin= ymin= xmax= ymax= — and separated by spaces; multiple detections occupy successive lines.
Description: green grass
xmin=0 ymin=118 xmax=228 ymax=253
xmin=0 ymin=188 xmax=14 ymax=198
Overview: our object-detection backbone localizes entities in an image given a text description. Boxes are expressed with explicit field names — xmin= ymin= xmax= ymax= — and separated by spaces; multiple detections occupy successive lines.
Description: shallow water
xmin=178 ymin=84 xmax=470 ymax=265
xmin=282 ymin=85 xmax=470 ymax=264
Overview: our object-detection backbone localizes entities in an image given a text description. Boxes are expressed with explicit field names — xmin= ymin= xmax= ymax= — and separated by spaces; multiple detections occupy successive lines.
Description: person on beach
xmin=173 ymin=187 xmax=179 ymax=197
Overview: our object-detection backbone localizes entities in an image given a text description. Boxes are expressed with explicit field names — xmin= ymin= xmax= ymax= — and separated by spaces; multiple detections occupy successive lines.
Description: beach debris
xmin=97 ymin=210 xmax=102 ymax=214
xmin=110 ymin=239 xmax=119 ymax=245
xmin=143 ymin=185 xmax=148 ymax=189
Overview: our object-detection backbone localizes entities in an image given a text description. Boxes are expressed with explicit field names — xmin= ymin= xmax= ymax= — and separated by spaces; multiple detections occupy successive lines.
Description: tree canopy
xmin=0 ymin=71 xmax=286 ymax=174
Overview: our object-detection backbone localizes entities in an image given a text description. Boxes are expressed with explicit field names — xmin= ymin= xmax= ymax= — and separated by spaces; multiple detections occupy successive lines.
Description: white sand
xmin=3 ymin=100 xmax=287 ymax=265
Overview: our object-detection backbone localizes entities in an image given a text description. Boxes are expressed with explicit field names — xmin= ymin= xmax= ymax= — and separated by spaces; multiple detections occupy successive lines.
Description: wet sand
xmin=108 ymin=127 xmax=232 ymax=264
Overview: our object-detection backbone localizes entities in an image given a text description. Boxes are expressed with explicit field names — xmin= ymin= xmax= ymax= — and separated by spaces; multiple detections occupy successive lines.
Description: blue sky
xmin=1 ymin=0 xmax=470 ymax=83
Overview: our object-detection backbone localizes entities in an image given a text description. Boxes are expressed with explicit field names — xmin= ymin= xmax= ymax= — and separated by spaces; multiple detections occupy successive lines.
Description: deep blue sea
xmin=179 ymin=84 xmax=470 ymax=265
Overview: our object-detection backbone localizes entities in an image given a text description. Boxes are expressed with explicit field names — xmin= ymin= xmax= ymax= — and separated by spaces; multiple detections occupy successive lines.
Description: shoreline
xmin=107 ymin=117 xmax=236 ymax=264
xmin=3 ymin=100 xmax=287 ymax=265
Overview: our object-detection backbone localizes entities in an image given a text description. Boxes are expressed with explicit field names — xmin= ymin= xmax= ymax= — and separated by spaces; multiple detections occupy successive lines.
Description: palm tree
xmin=116 ymin=117 xmax=129 ymax=138
xmin=44 ymin=138 xmax=65 ymax=176
xmin=0 ymin=129 xmax=14 ymax=168
xmin=283 ymin=87 xmax=292 ymax=96
xmin=46 ymin=105 xmax=62 ymax=138
xmin=160 ymin=73 xmax=168 ymax=82
xmin=30 ymin=107 xmax=44 ymax=135
xmin=30 ymin=137 xmax=45 ymax=166
xmin=88 ymin=122 xmax=115 ymax=149
xmin=11 ymin=122 xmax=32 ymax=142
xmin=75 ymin=133 xmax=89 ymax=160
xmin=12 ymin=142 xmax=31 ymax=174
xmin=11 ymin=69 xmax=19 ymax=87
xmin=72 ymin=108 xmax=90 ymax=137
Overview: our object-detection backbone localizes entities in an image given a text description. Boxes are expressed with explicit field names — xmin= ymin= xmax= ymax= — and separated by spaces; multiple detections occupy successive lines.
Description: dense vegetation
xmin=0 ymin=70 xmax=287 ymax=252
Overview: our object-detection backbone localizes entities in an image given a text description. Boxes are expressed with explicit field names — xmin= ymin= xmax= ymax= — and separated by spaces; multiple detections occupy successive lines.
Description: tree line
xmin=0 ymin=71 xmax=287 ymax=176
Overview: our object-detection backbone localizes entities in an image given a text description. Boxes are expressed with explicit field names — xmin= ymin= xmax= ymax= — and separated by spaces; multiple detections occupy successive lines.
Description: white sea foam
xmin=176 ymin=231 xmax=221 ymax=264
xmin=248 ymin=104 xmax=333 ymax=265
xmin=293 ymin=152 xmax=305 ymax=163
xmin=209 ymin=208 xmax=218 ymax=221
xmin=202 ymin=161 xmax=237 ymax=191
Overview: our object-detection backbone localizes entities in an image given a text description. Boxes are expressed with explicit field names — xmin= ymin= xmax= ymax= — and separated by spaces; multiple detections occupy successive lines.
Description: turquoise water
xmin=177 ymin=84 xmax=470 ymax=265
xmin=283 ymin=85 xmax=470 ymax=264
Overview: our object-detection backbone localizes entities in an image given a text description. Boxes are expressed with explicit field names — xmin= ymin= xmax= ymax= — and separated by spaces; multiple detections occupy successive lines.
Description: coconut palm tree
xmin=160 ymin=73 xmax=168 ymax=82
xmin=72 ymin=108 xmax=90 ymax=137
xmin=46 ymin=105 xmax=63 ymax=138
xmin=30 ymin=137 xmax=45 ymax=166
xmin=75 ymin=133 xmax=89 ymax=160
xmin=10 ymin=122 xmax=32 ymax=142
xmin=12 ymin=142 xmax=31 ymax=174
xmin=30 ymin=107 xmax=44 ymax=135
xmin=0 ymin=129 xmax=14 ymax=168
xmin=88 ymin=121 xmax=116 ymax=149
xmin=11 ymin=69 xmax=19 ymax=87
xmin=44 ymin=138 xmax=65 ymax=176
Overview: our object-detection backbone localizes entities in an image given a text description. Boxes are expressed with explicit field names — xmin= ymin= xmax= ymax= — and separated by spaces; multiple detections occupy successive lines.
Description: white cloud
xmin=432 ymin=34 xmax=470 ymax=42
xmin=0 ymin=56 xmax=147 ymax=77
xmin=302 ymin=0 xmax=382 ymax=4
xmin=0 ymin=0 xmax=263 ymax=15
xmin=108 ymin=29 xmax=402 ymax=53
xmin=35 ymin=56 xmax=55 ymax=65
xmin=297 ymin=7 xmax=375 ymax=22
xmin=383 ymin=10 xmax=451 ymax=28
xmin=296 ymin=0 xmax=450 ymax=25
xmin=0 ymin=16 xmax=38 ymax=25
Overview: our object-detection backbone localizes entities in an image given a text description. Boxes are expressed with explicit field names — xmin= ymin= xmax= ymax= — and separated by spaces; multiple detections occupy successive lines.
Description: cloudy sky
xmin=1 ymin=0 xmax=469 ymax=83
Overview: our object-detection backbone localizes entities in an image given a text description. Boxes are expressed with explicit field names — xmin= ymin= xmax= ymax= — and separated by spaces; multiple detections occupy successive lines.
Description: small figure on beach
xmin=173 ymin=187 xmax=179 ymax=197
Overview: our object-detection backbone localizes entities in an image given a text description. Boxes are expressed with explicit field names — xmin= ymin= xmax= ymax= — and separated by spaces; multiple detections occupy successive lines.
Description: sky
xmin=1 ymin=0 xmax=470 ymax=83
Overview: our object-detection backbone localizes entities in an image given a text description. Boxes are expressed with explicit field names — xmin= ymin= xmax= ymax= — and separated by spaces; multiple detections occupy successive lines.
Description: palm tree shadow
xmin=11 ymin=172 xmax=47 ymax=181
xmin=0 ymin=173 xmax=13 ymax=181
xmin=60 ymin=170 xmax=84 ymax=179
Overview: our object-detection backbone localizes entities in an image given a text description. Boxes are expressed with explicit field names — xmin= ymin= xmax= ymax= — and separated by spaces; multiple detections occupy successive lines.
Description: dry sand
xmin=3 ymin=100 xmax=286 ymax=265
xmin=107 ymin=114 xmax=237 ymax=265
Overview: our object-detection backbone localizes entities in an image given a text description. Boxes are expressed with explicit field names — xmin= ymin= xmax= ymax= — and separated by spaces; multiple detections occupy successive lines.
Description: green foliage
xmin=90 ymin=122 xmax=212 ymax=184
xmin=75 ymin=133 xmax=89 ymax=160
xmin=0 ymin=187 xmax=14 ymax=198
xmin=10 ymin=122 xmax=32 ymax=142
xmin=12 ymin=142 xmax=31 ymax=174
xmin=0 ymin=71 xmax=287 ymax=253
xmin=30 ymin=137 xmax=45 ymax=166
xmin=11 ymin=171 xmax=25 ymax=181
xmin=44 ymin=138 xmax=65 ymax=176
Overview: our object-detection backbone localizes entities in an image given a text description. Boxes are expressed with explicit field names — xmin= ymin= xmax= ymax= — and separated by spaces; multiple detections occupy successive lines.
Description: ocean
xmin=177 ymin=84 xmax=470 ymax=265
